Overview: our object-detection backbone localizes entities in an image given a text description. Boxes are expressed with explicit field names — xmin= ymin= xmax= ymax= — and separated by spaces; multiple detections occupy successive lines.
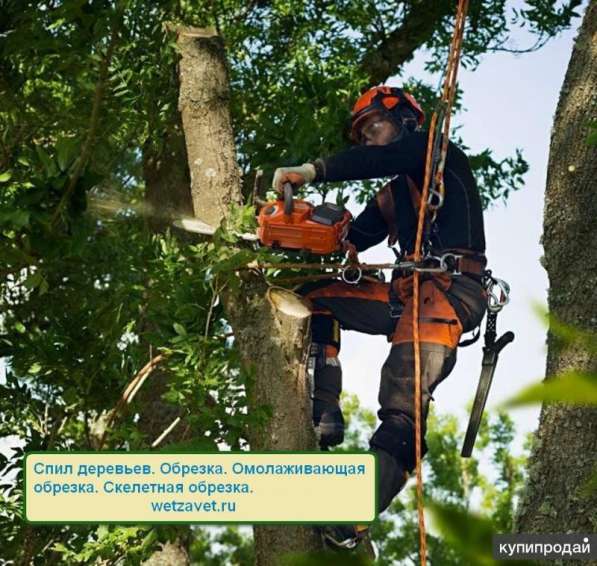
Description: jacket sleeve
xmin=346 ymin=197 xmax=388 ymax=252
xmin=313 ymin=131 xmax=427 ymax=183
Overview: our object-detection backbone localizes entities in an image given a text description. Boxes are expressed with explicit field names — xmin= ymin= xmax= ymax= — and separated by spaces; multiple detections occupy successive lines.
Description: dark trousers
xmin=300 ymin=273 xmax=486 ymax=513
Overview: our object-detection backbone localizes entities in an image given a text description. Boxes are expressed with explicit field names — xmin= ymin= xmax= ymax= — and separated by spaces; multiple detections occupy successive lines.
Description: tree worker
xmin=272 ymin=85 xmax=488 ymax=550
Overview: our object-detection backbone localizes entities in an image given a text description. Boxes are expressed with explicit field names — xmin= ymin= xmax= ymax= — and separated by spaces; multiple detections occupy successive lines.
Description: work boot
xmin=313 ymin=399 xmax=344 ymax=448
xmin=320 ymin=524 xmax=377 ymax=559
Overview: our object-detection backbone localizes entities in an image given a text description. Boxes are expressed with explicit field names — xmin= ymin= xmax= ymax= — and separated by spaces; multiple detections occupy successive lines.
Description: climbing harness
xmin=238 ymin=250 xmax=485 ymax=285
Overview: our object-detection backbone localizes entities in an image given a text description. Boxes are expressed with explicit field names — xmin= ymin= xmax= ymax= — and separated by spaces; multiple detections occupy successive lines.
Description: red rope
xmin=412 ymin=2 xmax=469 ymax=564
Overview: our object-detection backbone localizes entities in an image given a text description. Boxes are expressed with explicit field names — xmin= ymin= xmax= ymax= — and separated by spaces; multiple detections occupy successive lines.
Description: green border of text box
xmin=24 ymin=450 xmax=378 ymax=525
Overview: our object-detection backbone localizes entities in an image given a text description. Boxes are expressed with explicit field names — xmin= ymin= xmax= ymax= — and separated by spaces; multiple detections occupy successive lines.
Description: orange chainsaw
xmin=175 ymin=183 xmax=352 ymax=255
xmin=257 ymin=183 xmax=351 ymax=254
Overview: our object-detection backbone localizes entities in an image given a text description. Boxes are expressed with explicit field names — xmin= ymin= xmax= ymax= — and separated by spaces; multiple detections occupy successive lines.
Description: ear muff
xmin=397 ymin=106 xmax=418 ymax=132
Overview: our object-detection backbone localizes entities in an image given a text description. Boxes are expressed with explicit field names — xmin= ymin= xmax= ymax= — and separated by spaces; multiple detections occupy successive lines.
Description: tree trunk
xmin=515 ymin=2 xmax=597 ymax=538
xmin=176 ymin=26 xmax=243 ymax=227
xmin=138 ymin=112 xmax=195 ymax=448
xmin=176 ymin=26 xmax=322 ymax=564
xmin=133 ymin=73 xmax=196 ymax=566
xmin=142 ymin=539 xmax=191 ymax=566
xmin=143 ymin=120 xmax=193 ymax=232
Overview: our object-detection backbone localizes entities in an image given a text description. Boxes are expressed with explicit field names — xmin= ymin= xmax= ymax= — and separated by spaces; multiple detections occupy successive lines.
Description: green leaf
xmin=428 ymin=500 xmax=535 ymax=565
xmin=35 ymin=145 xmax=58 ymax=177
xmin=533 ymin=304 xmax=597 ymax=354
xmin=96 ymin=524 xmax=109 ymax=539
xmin=0 ymin=209 xmax=30 ymax=228
xmin=23 ymin=271 xmax=42 ymax=289
xmin=50 ymin=542 xmax=69 ymax=554
xmin=28 ymin=363 xmax=42 ymax=375
xmin=0 ymin=171 xmax=12 ymax=183
xmin=56 ymin=137 xmax=80 ymax=171
xmin=501 ymin=371 xmax=597 ymax=408
xmin=173 ymin=322 xmax=187 ymax=336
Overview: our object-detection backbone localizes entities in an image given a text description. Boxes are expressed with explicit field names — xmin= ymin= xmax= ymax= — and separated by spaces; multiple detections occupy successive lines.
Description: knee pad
xmin=369 ymin=416 xmax=427 ymax=473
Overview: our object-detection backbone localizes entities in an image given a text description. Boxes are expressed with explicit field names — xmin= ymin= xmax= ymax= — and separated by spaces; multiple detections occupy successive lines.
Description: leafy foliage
xmin=0 ymin=0 xmax=581 ymax=562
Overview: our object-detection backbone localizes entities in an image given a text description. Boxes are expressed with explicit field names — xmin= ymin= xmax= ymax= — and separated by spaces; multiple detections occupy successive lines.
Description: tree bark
xmin=176 ymin=26 xmax=243 ymax=228
xmin=142 ymin=538 xmax=191 ymax=566
xmin=515 ymin=1 xmax=597 ymax=540
xmin=176 ymin=26 xmax=322 ymax=565
xmin=143 ymin=121 xmax=193 ymax=232
xmin=138 ymin=110 xmax=196 ymax=449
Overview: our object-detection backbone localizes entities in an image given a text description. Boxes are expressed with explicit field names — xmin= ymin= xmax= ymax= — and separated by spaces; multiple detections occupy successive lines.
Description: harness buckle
xmin=439 ymin=252 xmax=463 ymax=275
xmin=410 ymin=252 xmax=463 ymax=274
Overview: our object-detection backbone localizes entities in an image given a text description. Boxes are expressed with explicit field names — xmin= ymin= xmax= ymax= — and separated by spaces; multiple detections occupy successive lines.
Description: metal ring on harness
xmin=341 ymin=265 xmax=362 ymax=285
xmin=427 ymin=186 xmax=445 ymax=210
xmin=486 ymin=277 xmax=510 ymax=313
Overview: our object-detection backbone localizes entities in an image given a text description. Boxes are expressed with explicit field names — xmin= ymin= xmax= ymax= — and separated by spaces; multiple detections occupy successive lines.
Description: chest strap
xmin=375 ymin=182 xmax=398 ymax=246
xmin=375 ymin=175 xmax=422 ymax=247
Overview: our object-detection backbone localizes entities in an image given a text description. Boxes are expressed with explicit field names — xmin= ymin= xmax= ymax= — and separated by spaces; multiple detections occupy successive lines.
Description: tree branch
xmin=97 ymin=353 xmax=165 ymax=449
xmin=51 ymin=24 xmax=119 ymax=228
xmin=359 ymin=2 xmax=454 ymax=87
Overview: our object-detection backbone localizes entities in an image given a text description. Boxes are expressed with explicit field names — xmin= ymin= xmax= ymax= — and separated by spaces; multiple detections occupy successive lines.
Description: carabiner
xmin=486 ymin=277 xmax=510 ymax=312
xmin=341 ymin=265 xmax=362 ymax=285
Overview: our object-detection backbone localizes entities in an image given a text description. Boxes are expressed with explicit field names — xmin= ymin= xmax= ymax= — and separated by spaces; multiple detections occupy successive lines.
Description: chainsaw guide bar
xmin=173 ymin=217 xmax=259 ymax=242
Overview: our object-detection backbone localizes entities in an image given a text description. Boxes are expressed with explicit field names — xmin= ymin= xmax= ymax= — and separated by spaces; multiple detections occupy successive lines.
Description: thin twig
xmin=151 ymin=416 xmax=182 ymax=448
xmin=487 ymin=34 xmax=550 ymax=55
xmin=204 ymin=277 xmax=227 ymax=338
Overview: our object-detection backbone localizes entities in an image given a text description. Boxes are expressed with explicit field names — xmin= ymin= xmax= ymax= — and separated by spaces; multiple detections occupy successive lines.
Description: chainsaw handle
xmin=282 ymin=182 xmax=294 ymax=216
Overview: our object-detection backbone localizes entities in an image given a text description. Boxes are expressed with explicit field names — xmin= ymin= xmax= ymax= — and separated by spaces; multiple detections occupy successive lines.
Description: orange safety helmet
xmin=350 ymin=86 xmax=425 ymax=142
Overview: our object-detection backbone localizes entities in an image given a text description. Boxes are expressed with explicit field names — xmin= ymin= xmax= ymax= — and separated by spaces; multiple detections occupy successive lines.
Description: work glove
xmin=272 ymin=163 xmax=316 ymax=194
xmin=313 ymin=399 xmax=345 ymax=448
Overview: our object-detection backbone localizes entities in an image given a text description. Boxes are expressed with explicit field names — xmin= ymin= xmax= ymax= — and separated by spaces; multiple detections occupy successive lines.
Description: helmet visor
xmin=351 ymin=108 xmax=387 ymax=143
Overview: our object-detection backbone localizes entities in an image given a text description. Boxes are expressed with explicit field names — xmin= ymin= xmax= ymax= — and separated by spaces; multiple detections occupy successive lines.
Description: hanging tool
xmin=461 ymin=275 xmax=515 ymax=457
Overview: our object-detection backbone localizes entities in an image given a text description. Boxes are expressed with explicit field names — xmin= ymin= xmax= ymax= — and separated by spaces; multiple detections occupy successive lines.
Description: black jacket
xmin=312 ymin=131 xmax=486 ymax=255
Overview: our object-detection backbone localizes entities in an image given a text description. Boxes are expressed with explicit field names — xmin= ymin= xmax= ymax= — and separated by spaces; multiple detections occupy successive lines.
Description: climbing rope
xmin=412 ymin=1 xmax=469 ymax=564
